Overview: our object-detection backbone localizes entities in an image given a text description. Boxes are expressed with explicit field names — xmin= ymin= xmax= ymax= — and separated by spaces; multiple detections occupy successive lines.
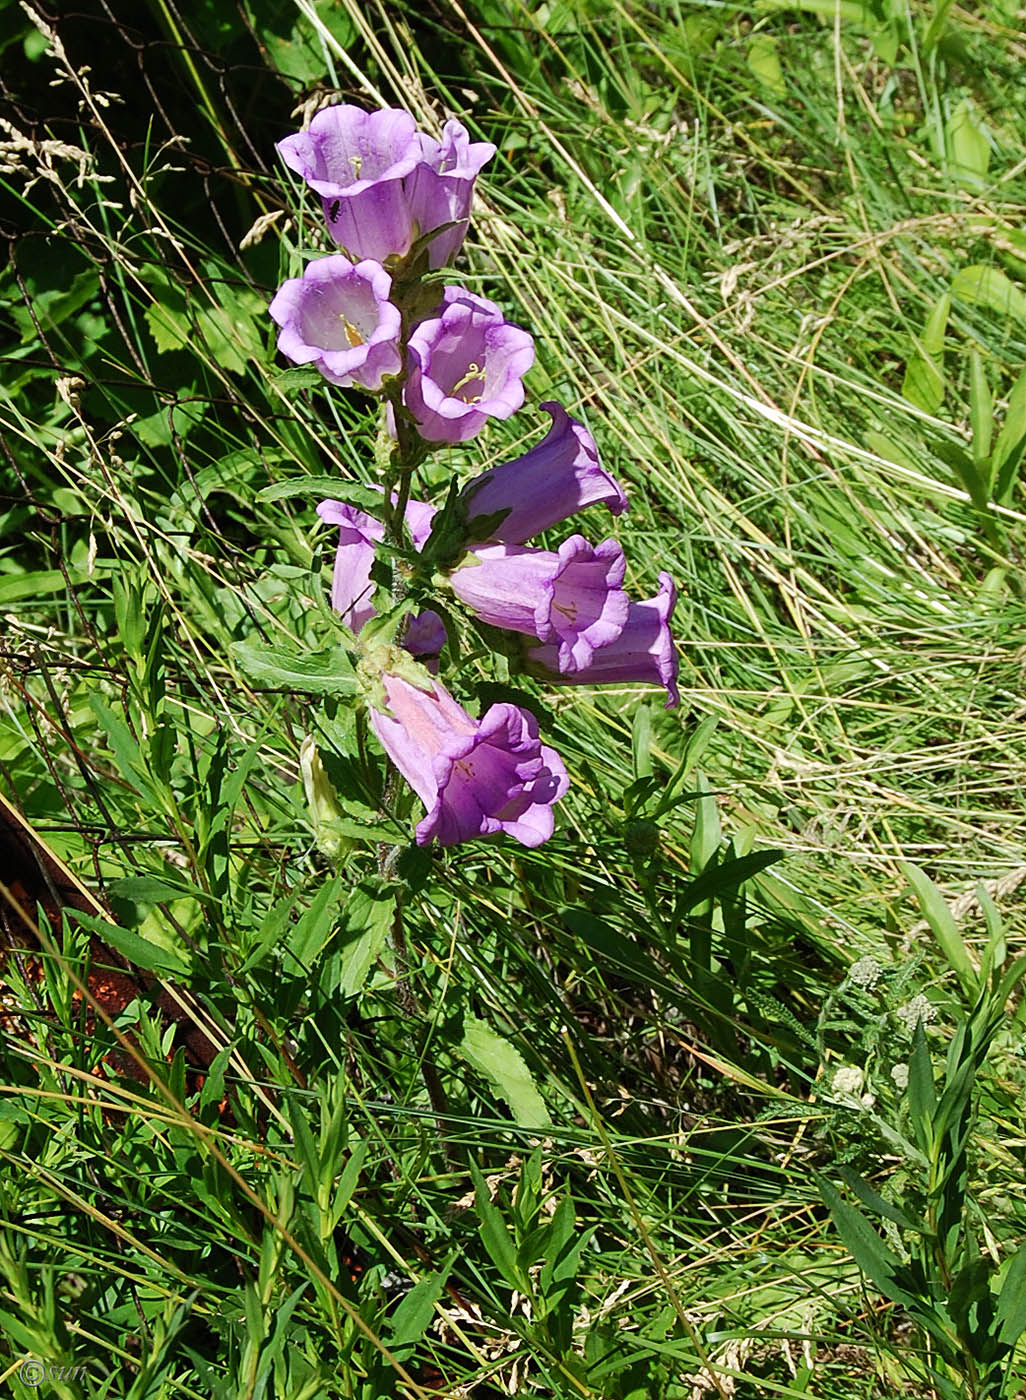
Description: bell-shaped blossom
xmin=461 ymin=403 xmax=628 ymax=544
xmin=317 ymin=497 xmax=438 ymax=640
xmin=406 ymin=121 xmax=496 ymax=269
xmin=269 ymin=256 xmax=401 ymax=390
xmin=449 ymin=535 xmax=629 ymax=672
xmin=370 ymin=672 xmax=568 ymax=847
xmin=276 ymin=106 xmax=493 ymax=268
xmin=404 ymin=288 xmax=534 ymax=444
xmin=529 ymin=573 xmax=680 ymax=708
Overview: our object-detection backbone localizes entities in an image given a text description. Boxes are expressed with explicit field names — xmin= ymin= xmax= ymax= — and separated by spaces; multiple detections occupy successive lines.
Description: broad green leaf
xmin=70 ymin=909 xmax=189 ymax=976
xmin=902 ymin=862 xmax=976 ymax=993
xmin=901 ymin=293 xmax=949 ymax=413
xmin=747 ymin=34 xmax=786 ymax=95
xmin=996 ymin=1240 xmax=1026 ymax=1345
xmin=460 ymin=1015 xmax=550 ymax=1128
xmin=258 ymin=477 xmax=385 ymax=509
xmin=339 ymin=885 xmax=395 ymax=998
xmin=469 ymin=1160 xmax=526 ymax=1293
xmin=676 ymin=849 xmax=784 ymax=914
xmin=951 ymin=265 xmax=1026 ymax=322
xmin=229 ymin=642 xmax=356 ymax=694
xmin=287 ymin=875 xmax=344 ymax=968
xmin=383 ymin=1268 xmax=450 ymax=1356
xmin=945 ymin=98 xmax=990 ymax=184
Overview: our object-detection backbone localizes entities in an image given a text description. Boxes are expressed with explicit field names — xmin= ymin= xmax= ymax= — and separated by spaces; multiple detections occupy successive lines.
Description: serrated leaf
xmin=230 ymin=642 xmax=355 ymax=694
xmin=460 ymin=1016 xmax=549 ymax=1128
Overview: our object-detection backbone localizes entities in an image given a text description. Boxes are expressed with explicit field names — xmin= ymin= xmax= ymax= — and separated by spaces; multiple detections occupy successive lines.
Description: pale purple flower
xmin=404 ymin=288 xmax=534 ymax=444
xmin=268 ymin=256 xmax=401 ymax=390
xmin=406 ymin=120 xmax=496 ymax=268
xmin=461 ymin=403 xmax=628 ymax=544
xmin=317 ymin=497 xmax=437 ymax=636
xmin=276 ymin=106 xmax=494 ymax=267
xmin=370 ymin=673 xmax=568 ymax=846
xmin=529 ymin=572 xmax=680 ymax=708
xmin=449 ymin=535 xmax=629 ymax=672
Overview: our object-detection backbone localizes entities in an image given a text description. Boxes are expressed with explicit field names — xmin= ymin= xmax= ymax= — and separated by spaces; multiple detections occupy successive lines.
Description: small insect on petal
xmin=328 ymin=199 xmax=341 ymax=222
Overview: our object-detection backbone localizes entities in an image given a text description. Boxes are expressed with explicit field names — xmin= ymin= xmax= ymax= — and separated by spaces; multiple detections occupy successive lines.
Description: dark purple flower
xmin=404 ymin=288 xmax=534 ymax=444
xmin=276 ymin=106 xmax=493 ymax=267
xmin=529 ymin=572 xmax=680 ymax=708
xmin=317 ymin=497 xmax=438 ymax=641
xmin=449 ymin=535 xmax=629 ymax=672
xmin=269 ymin=256 xmax=401 ymax=390
xmin=461 ymin=402 xmax=628 ymax=544
xmin=369 ymin=672 xmax=568 ymax=846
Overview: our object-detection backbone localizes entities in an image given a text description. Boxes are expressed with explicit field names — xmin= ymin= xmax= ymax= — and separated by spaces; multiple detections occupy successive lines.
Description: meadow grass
xmin=2 ymin=0 xmax=1026 ymax=1395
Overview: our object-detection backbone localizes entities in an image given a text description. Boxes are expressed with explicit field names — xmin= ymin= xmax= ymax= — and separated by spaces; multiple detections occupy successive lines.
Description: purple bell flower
xmin=529 ymin=572 xmax=680 ymax=708
xmin=369 ymin=672 xmax=569 ymax=847
xmin=268 ymin=256 xmax=401 ymax=391
xmin=404 ymin=288 xmax=534 ymax=444
xmin=317 ymin=498 xmax=440 ymax=655
xmin=449 ymin=535 xmax=630 ymax=672
xmin=462 ymin=402 xmax=628 ymax=544
xmin=406 ymin=120 xmax=496 ymax=269
xmin=276 ymin=106 xmax=494 ymax=268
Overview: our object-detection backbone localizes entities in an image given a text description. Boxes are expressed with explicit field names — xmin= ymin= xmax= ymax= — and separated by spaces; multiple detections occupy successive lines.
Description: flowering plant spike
xmin=271 ymin=102 xmax=680 ymax=849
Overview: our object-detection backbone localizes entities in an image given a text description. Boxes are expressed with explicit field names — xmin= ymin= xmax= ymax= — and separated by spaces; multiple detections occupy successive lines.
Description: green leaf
xmin=339 ymin=885 xmax=395 ymax=998
xmin=816 ymin=1175 xmax=923 ymax=1313
xmin=991 ymin=364 xmax=1026 ymax=504
xmin=469 ymin=1160 xmax=526 ymax=1293
xmin=676 ymin=849 xmax=784 ymax=914
xmin=230 ymin=642 xmax=356 ymax=694
xmin=287 ymin=875 xmax=343 ymax=968
xmin=945 ymin=98 xmax=990 ymax=184
xmin=907 ymin=1019 xmax=937 ymax=1154
xmin=459 ymin=1015 xmax=550 ymax=1128
xmin=258 ymin=476 xmax=385 ymax=509
xmin=902 ymin=862 xmax=976 ymax=993
xmin=901 ymin=293 xmax=950 ymax=413
xmin=70 ymin=909 xmax=189 ymax=976
xmin=968 ymin=351 xmax=993 ymax=465
xmin=996 ymin=1240 xmax=1026 ymax=1345
xmin=383 ymin=1268 xmax=450 ymax=1357
xmin=951 ymin=265 xmax=1026 ymax=322
xmin=747 ymin=34 xmax=786 ymax=95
